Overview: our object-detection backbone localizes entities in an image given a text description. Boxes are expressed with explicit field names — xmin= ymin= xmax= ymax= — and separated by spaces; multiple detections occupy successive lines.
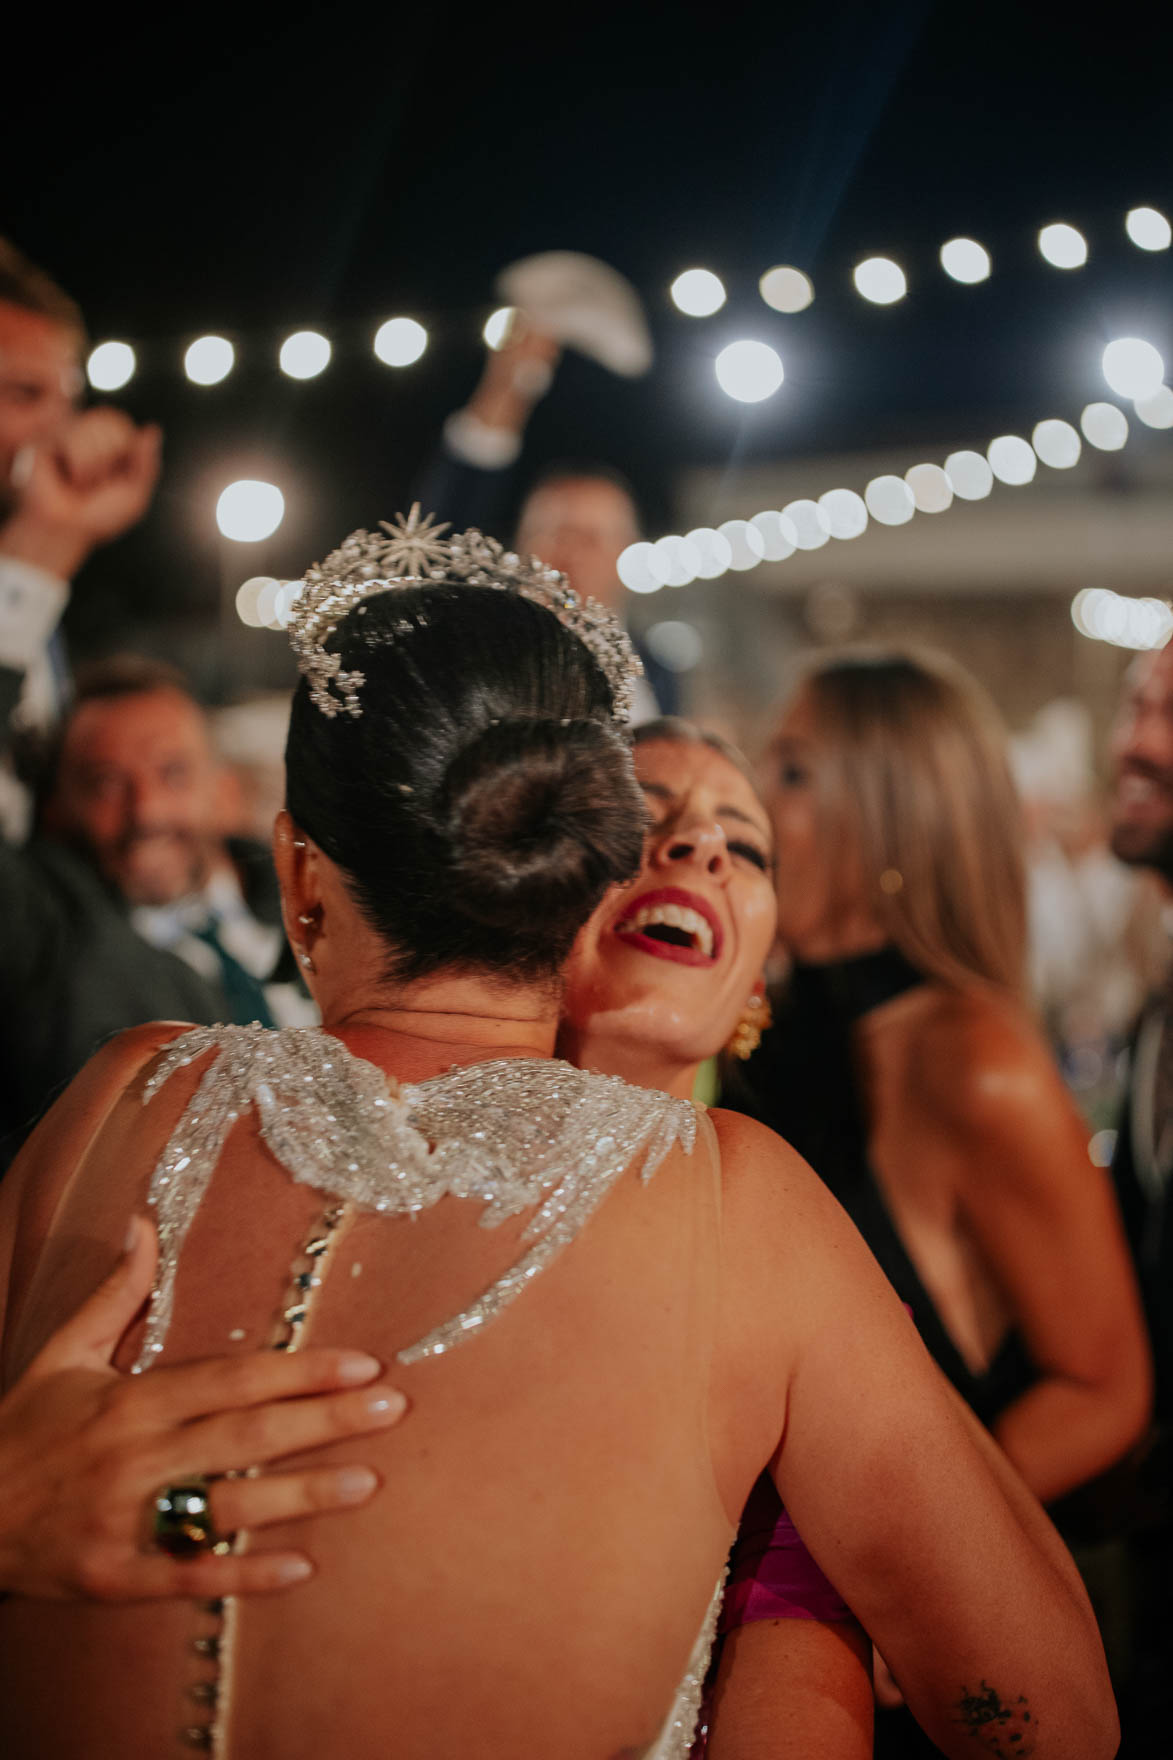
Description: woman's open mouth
xmin=612 ymin=886 xmax=723 ymax=966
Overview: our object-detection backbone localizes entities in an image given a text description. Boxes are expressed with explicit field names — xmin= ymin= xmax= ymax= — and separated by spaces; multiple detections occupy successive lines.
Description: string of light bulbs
xmin=231 ymin=390 xmax=1171 ymax=653
xmin=615 ymin=395 xmax=1173 ymax=653
xmin=670 ymin=202 xmax=1172 ymax=319
xmin=84 ymin=202 xmax=1171 ymax=399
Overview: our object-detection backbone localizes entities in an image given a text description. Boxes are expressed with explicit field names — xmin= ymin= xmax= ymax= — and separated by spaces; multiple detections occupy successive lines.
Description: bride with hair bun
xmin=0 ymin=516 xmax=1116 ymax=1759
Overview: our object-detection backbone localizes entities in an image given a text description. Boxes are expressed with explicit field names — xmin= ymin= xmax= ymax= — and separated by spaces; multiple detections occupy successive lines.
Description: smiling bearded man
xmin=0 ymin=656 xmax=311 ymax=1171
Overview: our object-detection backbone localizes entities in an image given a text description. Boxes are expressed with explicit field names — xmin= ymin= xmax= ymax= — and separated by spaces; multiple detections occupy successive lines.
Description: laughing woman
xmin=559 ymin=719 xmax=873 ymax=1759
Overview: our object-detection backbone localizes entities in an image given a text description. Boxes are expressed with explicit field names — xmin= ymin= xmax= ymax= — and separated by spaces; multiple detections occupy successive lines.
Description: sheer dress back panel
xmin=0 ymin=1037 xmax=739 ymax=1760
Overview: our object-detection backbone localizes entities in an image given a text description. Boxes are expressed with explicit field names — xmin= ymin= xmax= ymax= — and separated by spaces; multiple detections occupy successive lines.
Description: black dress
xmin=722 ymin=945 xmax=1036 ymax=1428
xmin=722 ymin=948 xmax=1038 ymax=1760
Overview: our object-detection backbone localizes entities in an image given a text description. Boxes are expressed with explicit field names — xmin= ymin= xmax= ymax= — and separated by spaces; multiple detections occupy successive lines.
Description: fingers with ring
xmin=152 ymin=1478 xmax=234 ymax=1558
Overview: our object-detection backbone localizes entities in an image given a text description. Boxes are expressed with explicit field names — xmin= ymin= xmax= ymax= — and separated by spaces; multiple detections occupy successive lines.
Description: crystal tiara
xmin=286 ymin=505 xmax=643 ymax=723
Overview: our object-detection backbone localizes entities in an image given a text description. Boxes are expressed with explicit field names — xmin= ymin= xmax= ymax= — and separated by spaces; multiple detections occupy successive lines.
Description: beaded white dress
xmin=132 ymin=1026 xmax=719 ymax=1759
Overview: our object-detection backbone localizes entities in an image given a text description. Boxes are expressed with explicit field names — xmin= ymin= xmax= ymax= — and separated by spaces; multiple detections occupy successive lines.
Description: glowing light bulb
xmin=1102 ymin=338 xmax=1165 ymax=401
xmin=905 ymin=463 xmax=954 ymax=513
xmin=759 ymin=266 xmax=814 ymax=313
xmin=1134 ymin=385 xmax=1173 ymax=429
xmin=715 ymin=340 xmax=784 ymax=403
xmin=864 ymin=475 xmax=915 ymax=526
xmin=279 ymin=331 xmax=331 ymax=380
xmin=482 ymin=307 xmax=516 ymax=350
xmin=1080 ymin=402 xmax=1129 ymax=451
xmin=216 ymin=480 xmax=285 ymax=542
xmin=1072 ymin=586 xmax=1173 ymax=650
xmin=616 ymin=542 xmax=669 ymax=595
xmin=685 ymin=527 xmax=735 ymax=579
xmin=944 ymin=450 xmax=993 ymax=500
xmin=235 ymin=576 xmax=276 ymax=628
xmin=818 ymin=487 xmax=868 ymax=540
xmin=717 ymin=520 xmax=766 ymax=571
xmin=1031 ymin=419 xmax=1081 ymax=470
xmin=650 ymin=535 xmax=702 ymax=588
xmin=987 ymin=436 xmax=1037 ymax=486
xmin=1088 ymin=1128 xmax=1117 ymax=1168
xmin=670 ymin=269 xmax=726 ymax=317
xmin=646 ymin=621 xmax=704 ymax=672
xmin=939 ymin=238 xmax=991 ymax=284
xmin=749 ymin=510 xmax=798 ymax=560
xmin=1125 ymin=206 xmax=1171 ymax=252
xmin=1037 ymin=223 xmax=1087 ymax=269
xmin=373 ymin=318 xmax=428 ymax=367
xmin=253 ymin=578 xmax=283 ymax=627
xmin=184 ymin=336 xmax=234 ymax=385
xmin=852 ymin=257 xmax=907 ymax=304
xmin=1071 ymin=588 xmax=1105 ymax=638
xmin=780 ymin=499 xmax=830 ymax=550
xmin=271 ymin=581 xmax=303 ymax=629
xmin=86 ymin=341 xmax=135 ymax=392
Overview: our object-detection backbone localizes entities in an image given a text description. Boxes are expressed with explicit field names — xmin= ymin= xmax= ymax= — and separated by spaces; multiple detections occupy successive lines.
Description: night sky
xmin=4 ymin=1 xmax=1171 ymax=672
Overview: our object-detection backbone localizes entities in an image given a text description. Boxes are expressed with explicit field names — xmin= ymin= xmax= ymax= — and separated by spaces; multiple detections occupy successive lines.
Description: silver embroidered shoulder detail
xmin=134 ymin=1026 xmax=695 ymax=1372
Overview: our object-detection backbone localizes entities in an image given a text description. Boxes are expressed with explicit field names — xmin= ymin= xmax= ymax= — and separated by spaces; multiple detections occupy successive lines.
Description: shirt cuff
xmin=0 ymin=556 xmax=69 ymax=669
xmin=442 ymin=409 xmax=523 ymax=471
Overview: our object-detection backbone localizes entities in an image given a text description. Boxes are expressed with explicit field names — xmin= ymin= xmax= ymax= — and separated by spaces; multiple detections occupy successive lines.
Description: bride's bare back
xmin=0 ymin=1025 xmax=755 ymax=1759
xmin=0 ymin=1021 xmax=1118 ymax=1760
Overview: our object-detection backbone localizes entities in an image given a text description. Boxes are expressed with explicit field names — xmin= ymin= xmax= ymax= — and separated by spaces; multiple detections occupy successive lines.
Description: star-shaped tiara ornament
xmin=287 ymin=506 xmax=643 ymax=723
xmin=321 ymin=505 xmax=453 ymax=584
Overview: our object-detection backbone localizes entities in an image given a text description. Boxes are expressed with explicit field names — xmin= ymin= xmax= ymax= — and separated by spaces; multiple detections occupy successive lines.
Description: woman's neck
xmin=321 ymin=978 xmax=559 ymax=1084
xmin=558 ymin=1021 xmax=698 ymax=1101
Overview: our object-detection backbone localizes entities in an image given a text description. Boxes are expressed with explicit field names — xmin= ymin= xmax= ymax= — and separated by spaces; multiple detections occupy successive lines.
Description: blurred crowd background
xmin=1 ymin=0 xmax=1171 ymax=1747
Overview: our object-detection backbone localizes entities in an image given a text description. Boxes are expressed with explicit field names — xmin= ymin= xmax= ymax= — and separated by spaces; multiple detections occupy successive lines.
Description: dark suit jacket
xmin=0 ymin=663 xmax=289 ymax=1171
xmin=1112 ymin=1010 xmax=1173 ymax=1423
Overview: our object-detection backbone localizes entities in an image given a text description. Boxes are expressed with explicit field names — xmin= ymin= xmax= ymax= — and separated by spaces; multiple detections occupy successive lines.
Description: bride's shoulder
xmin=29 ymin=1021 xmax=196 ymax=1146
xmin=707 ymin=1106 xmax=814 ymax=1183
xmin=3 ymin=1022 xmax=199 ymax=1238
xmin=705 ymin=1107 xmax=849 ymax=1255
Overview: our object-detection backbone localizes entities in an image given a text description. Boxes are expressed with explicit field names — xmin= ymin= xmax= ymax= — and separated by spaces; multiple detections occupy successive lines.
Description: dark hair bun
xmin=286 ymin=582 xmax=647 ymax=984
xmin=444 ymin=718 xmax=643 ymax=933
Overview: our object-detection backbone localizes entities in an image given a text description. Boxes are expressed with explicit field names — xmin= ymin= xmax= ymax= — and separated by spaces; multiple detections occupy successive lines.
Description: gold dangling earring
xmin=727 ymin=990 xmax=772 ymax=1061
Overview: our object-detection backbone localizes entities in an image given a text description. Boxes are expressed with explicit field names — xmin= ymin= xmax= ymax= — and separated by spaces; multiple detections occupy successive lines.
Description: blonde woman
xmin=725 ymin=648 xmax=1151 ymax=1501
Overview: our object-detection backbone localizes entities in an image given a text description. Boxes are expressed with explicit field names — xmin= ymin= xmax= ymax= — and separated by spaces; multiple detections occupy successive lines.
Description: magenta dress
xmin=689 ymin=1474 xmax=854 ymax=1756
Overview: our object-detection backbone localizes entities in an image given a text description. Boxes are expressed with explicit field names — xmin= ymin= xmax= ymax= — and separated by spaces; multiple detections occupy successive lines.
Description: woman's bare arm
xmin=707 ymin=1619 xmax=873 ymax=1760
xmin=929 ymin=1012 xmax=1151 ymax=1501
xmin=712 ymin=1109 xmax=1117 ymax=1760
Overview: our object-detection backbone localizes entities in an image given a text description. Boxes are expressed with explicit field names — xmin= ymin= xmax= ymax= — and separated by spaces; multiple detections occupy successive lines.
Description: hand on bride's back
xmin=0 ymin=1218 xmax=407 ymax=1601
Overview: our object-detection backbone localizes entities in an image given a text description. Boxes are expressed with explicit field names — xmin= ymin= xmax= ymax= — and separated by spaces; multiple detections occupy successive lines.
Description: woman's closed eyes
xmin=729 ymin=839 xmax=770 ymax=871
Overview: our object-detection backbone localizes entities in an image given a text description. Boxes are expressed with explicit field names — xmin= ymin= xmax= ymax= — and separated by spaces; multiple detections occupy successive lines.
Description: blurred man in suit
xmin=0 ymin=656 xmax=308 ymax=1171
xmin=1109 ymin=640 xmax=1173 ymax=1407
xmin=1105 ymin=638 xmax=1173 ymax=1746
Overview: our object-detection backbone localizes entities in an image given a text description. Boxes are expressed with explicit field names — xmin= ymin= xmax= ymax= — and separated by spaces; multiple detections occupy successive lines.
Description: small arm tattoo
xmin=955 ymin=1680 xmax=1036 ymax=1756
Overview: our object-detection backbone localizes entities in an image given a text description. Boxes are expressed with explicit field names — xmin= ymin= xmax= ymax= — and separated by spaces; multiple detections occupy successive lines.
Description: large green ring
xmin=152 ymin=1479 xmax=230 ymax=1558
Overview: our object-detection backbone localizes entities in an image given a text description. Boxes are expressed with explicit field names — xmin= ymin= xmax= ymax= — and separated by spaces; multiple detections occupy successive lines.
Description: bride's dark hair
xmin=285 ymin=583 xmax=645 ymax=983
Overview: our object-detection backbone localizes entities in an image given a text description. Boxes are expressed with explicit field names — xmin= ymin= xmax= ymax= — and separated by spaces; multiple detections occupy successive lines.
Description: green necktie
xmin=192 ymin=918 xmax=276 ymax=1029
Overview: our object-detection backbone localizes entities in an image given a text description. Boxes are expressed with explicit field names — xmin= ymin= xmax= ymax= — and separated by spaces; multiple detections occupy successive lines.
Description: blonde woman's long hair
xmin=797 ymin=648 xmax=1027 ymax=996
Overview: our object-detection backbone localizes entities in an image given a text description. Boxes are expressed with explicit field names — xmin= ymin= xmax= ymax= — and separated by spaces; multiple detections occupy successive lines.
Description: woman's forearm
xmin=706 ymin=1619 xmax=873 ymax=1760
xmin=993 ymin=1370 xmax=1150 ymax=1505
